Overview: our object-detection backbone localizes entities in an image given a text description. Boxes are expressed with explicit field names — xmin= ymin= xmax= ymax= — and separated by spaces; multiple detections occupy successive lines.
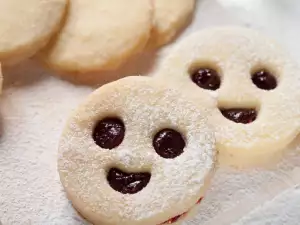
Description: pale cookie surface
xmin=149 ymin=0 xmax=195 ymax=47
xmin=155 ymin=26 xmax=300 ymax=168
xmin=58 ymin=77 xmax=215 ymax=225
xmin=40 ymin=0 xmax=152 ymax=74
xmin=0 ymin=0 xmax=68 ymax=65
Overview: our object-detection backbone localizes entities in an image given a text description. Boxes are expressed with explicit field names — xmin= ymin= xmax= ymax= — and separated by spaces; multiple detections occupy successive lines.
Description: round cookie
xmin=149 ymin=0 xmax=195 ymax=47
xmin=58 ymin=77 xmax=215 ymax=225
xmin=155 ymin=26 xmax=300 ymax=168
xmin=0 ymin=0 xmax=68 ymax=65
xmin=40 ymin=0 xmax=152 ymax=74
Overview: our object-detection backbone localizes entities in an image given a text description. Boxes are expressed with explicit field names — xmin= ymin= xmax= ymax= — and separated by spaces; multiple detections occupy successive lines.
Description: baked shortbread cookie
xmin=0 ymin=0 xmax=68 ymax=65
xmin=149 ymin=0 xmax=195 ymax=47
xmin=58 ymin=77 xmax=215 ymax=225
xmin=155 ymin=26 xmax=300 ymax=168
xmin=40 ymin=0 xmax=152 ymax=74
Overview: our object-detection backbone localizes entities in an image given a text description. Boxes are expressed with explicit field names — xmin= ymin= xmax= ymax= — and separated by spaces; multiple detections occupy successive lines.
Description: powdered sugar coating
xmin=155 ymin=26 xmax=300 ymax=168
xmin=58 ymin=76 xmax=215 ymax=225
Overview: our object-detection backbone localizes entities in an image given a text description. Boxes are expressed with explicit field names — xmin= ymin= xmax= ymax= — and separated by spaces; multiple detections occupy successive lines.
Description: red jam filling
xmin=160 ymin=198 xmax=203 ymax=224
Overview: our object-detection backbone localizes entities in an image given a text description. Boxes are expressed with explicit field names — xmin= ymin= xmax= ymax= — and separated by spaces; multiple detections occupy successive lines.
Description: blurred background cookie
xmin=40 ymin=0 xmax=152 ymax=74
xmin=0 ymin=0 xmax=68 ymax=66
xmin=149 ymin=0 xmax=196 ymax=47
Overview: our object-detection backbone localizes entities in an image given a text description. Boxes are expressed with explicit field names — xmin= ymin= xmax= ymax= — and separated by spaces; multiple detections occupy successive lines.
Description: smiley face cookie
xmin=155 ymin=26 xmax=300 ymax=168
xmin=40 ymin=0 xmax=152 ymax=74
xmin=149 ymin=0 xmax=195 ymax=47
xmin=58 ymin=77 xmax=215 ymax=225
xmin=0 ymin=0 xmax=68 ymax=65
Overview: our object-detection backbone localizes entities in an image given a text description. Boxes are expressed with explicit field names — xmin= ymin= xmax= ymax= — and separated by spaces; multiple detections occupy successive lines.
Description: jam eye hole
xmin=251 ymin=69 xmax=277 ymax=90
xmin=190 ymin=67 xmax=221 ymax=91
xmin=92 ymin=117 xmax=125 ymax=149
xmin=153 ymin=128 xmax=185 ymax=159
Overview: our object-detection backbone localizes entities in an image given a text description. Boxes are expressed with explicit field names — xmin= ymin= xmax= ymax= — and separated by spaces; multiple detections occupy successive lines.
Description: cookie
xmin=149 ymin=0 xmax=195 ymax=47
xmin=40 ymin=0 xmax=152 ymax=74
xmin=58 ymin=77 xmax=215 ymax=225
xmin=0 ymin=0 xmax=68 ymax=65
xmin=155 ymin=26 xmax=300 ymax=168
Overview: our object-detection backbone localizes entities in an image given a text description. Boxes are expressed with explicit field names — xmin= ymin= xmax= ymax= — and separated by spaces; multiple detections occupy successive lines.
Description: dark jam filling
xmin=251 ymin=69 xmax=277 ymax=90
xmin=191 ymin=68 xmax=221 ymax=90
xmin=160 ymin=198 xmax=203 ymax=224
xmin=92 ymin=118 xmax=125 ymax=149
xmin=153 ymin=129 xmax=185 ymax=159
xmin=220 ymin=108 xmax=257 ymax=124
xmin=107 ymin=168 xmax=151 ymax=194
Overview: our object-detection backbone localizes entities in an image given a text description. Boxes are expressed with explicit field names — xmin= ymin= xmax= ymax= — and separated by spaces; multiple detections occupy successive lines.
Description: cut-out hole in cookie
xmin=189 ymin=65 xmax=221 ymax=90
xmin=153 ymin=129 xmax=186 ymax=159
xmin=92 ymin=117 xmax=125 ymax=149
xmin=251 ymin=68 xmax=277 ymax=90
xmin=220 ymin=108 xmax=257 ymax=124
xmin=107 ymin=168 xmax=151 ymax=194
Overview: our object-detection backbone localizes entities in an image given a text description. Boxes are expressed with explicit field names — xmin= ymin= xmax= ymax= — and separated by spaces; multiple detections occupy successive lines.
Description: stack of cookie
xmin=58 ymin=27 xmax=300 ymax=224
xmin=0 ymin=0 xmax=195 ymax=76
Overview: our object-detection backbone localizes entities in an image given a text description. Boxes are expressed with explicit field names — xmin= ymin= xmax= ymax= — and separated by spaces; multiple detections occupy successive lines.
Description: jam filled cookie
xmin=58 ymin=77 xmax=215 ymax=225
xmin=149 ymin=0 xmax=195 ymax=47
xmin=0 ymin=0 xmax=68 ymax=65
xmin=155 ymin=26 xmax=300 ymax=168
xmin=40 ymin=0 xmax=152 ymax=74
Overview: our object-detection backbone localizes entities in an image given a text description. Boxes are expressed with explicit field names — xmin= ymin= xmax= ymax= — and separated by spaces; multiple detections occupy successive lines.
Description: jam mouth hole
xmin=220 ymin=108 xmax=257 ymax=124
xmin=251 ymin=68 xmax=278 ymax=90
xmin=107 ymin=168 xmax=151 ymax=194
